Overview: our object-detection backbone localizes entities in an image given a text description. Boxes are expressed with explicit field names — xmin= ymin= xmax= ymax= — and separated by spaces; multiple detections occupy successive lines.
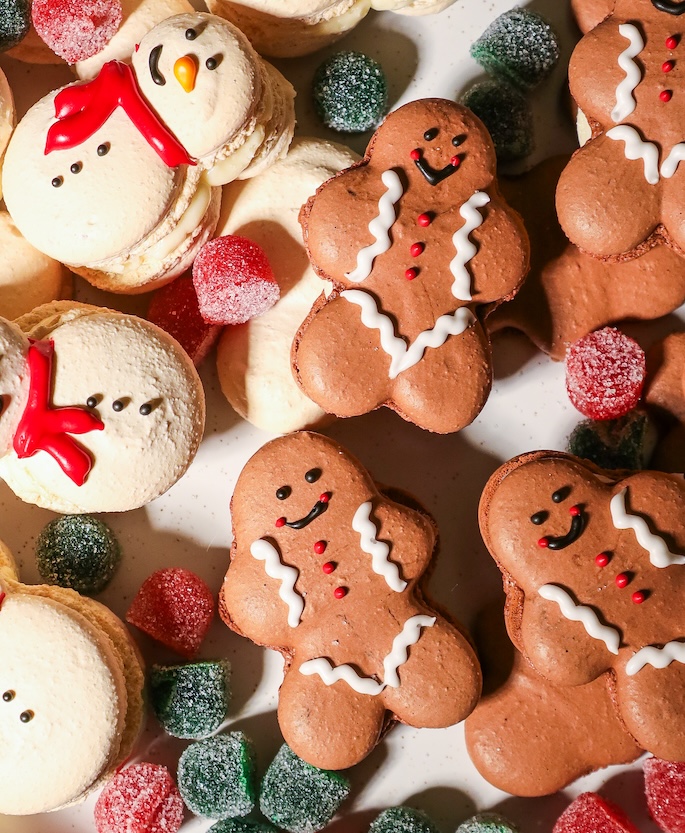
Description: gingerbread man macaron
xmin=220 ymin=431 xmax=481 ymax=770
xmin=294 ymin=98 xmax=529 ymax=435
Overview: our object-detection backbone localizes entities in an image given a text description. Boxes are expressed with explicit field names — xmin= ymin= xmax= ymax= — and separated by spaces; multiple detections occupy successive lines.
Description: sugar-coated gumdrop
xmin=0 ymin=0 xmax=30 ymax=51
xmin=150 ymin=660 xmax=231 ymax=739
xmin=259 ymin=744 xmax=351 ymax=833
xmin=94 ymin=763 xmax=184 ymax=833
xmin=644 ymin=757 xmax=685 ymax=833
xmin=470 ymin=9 xmax=560 ymax=90
xmin=208 ymin=821 xmax=279 ymax=833
xmin=461 ymin=79 xmax=533 ymax=161
xmin=567 ymin=410 xmax=655 ymax=471
xmin=177 ymin=732 xmax=257 ymax=820
xmin=456 ymin=814 xmax=519 ymax=833
xmin=192 ymin=235 xmax=280 ymax=326
xmin=35 ymin=514 xmax=121 ymax=594
xmin=126 ymin=567 xmax=215 ymax=659
xmin=369 ymin=807 xmax=441 ymax=833
xmin=312 ymin=51 xmax=388 ymax=133
xmin=31 ymin=0 xmax=123 ymax=63
xmin=565 ymin=328 xmax=646 ymax=421
xmin=553 ymin=793 xmax=640 ymax=833
xmin=148 ymin=275 xmax=222 ymax=366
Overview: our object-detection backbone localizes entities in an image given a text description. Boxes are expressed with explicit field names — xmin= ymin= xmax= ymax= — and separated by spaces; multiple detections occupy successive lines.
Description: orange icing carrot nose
xmin=174 ymin=55 xmax=197 ymax=92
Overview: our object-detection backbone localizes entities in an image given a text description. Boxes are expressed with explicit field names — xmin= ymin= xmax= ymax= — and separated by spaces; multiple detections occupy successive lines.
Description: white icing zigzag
xmin=612 ymin=23 xmax=644 ymax=123
xmin=249 ymin=539 xmax=304 ymax=628
xmin=449 ymin=191 xmax=490 ymax=302
xmin=606 ymin=126 xmax=660 ymax=184
xmin=345 ymin=169 xmax=404 ymax=283
xmin=341 ymin=289 xmax=475 ymax=380
xmin=538 ymin=583 xmax=620 ymax=655
xmin=626 ymin=640 xmax=685 ymax=676
xmin=661 ymin=143 xmax=685 ymax=179
xmin=352 ymin=501 xmax=407 ymax=592
xmin=610 ymin=487 xmax=685 ymax=568
xmin=299 ymin=614 xmax=436 ymax=695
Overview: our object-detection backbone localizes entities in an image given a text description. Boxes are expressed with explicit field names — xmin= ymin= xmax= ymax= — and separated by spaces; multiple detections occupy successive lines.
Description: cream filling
xmin=306 ymin=0 xmax=371 ymax=32
xmin=205 ymin=126 xmax=266 ymax=186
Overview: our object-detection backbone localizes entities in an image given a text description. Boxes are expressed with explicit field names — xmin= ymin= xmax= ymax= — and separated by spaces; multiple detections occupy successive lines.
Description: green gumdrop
xmin=470 ymin=9 xmax=560 ymax=90
xmin=312 ymin=51 xmax=388 ymax=133
xmin=178 ymin=732 xmax=257 ymax=820
xmin=567 ymin=411 xmax=655 ymax=471
xmin=369 ymin=806 xmax=442 ymax=833
xmin=461 ymin=80 xmax=533 ymax=162
xmin=456 ymin=813 xmax=519 ymax=833
xmin=0 ymin=0 xmax=31 ymax=52
xmin=259 ymin=744 xmax=350 ymax=833
xmin=150 ymin=660 xmax=231 ymax=739
xmin=208 ymin=821 xmax=280 ymax=833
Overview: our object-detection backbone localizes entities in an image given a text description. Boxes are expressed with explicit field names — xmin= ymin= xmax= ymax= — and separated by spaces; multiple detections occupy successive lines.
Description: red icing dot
xmin=569 ymin=505 xmax=581 ymax=517
xmin=313 ymin=540 xmax=326 ymax=555
xmin=667 ymin=36 xmax=679 ymax=50
xmin=450 ymin=155 xmax=461 ymax=167
xmin=645 ymin=758 xmax=685 ymax=833
xmin=192 ymin=235 xmax=280 ymax=326
xmin=663 ymin=60 xmax=675 ymax=72
xmin=410 ymin=242 xmax=425 ymax=257
xmin=147 ymin=274 xmax=221 ymax=366
xmin=126 ymin=568 xmax=214 ymax=659
xmin=631 ymin=590 xmax=645 ymax=604
xmin=661 ymin=89 xmax=673 ymax=102
xmin=565 ymin=327 xmax=646 ymax=420
xmin=275 ymin=517 xmax=286 ymax=528
xmin=538 ymin=537 xmax=550 ymax=548
xmin=319 ymin=492 xmax=330 ymax=504
xmin=322 ymin=561 xmax=335 ymax=574
xmin=595 ymin=552 xmax=610 ymax=568
xmin=615 ymin=572 xmax=630 ymax=589
xmin=553 ymin=793 xmax=641 ymax=833
xmin=32 ymin=0 xmax=123 ymax=64
xmin=417 ymin=213 xmax=432 ymax=227
xmin=334 ymin=586 xmax=348 ymax=599
xmin=405 ymin=267 xmax=419 ymax=280
xmin=94 ymin=763 xmax=183 ymax=833
xmin=410 ymin=148 xmax=421 ymax=161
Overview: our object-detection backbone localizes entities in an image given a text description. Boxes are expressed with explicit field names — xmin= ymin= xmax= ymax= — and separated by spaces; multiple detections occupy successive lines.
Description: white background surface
xmin=0 ymin=1 xmax=677 ymax=830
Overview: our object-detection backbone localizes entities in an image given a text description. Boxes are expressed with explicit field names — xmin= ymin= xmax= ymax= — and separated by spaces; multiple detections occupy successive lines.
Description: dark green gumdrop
xmin=312 ymin=51 xmax=388 ymax=133
xmin=461 ymin=80 xmax=533 ymax=162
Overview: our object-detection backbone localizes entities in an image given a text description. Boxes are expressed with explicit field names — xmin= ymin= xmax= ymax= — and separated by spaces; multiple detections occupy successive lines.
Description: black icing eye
xmin=51 ymin=176 xmax=63 ymax=188
xmin=276 ymin=486 xmax=291 ymax=501
xmin=139 ymin=403 xmax=152 ymax=416
xmin=112 ymin=400 xmax=125 ymax=412
xmin=206 ymin=55 xmax=220 ymax=70
xmin=304 ymin=468 xmax=322 ymax=484
xmin=423 ymin=127 xmax=439 ymax=141
xmin=185 ymin=27 xmax=197 ymax=40
xmin=552 ymin=487 xmax=570 ymax=504
xmin=2 ymin=690 xmax=15 ymax=702
xmin=97 ymin=143 xmax=110 ymax=156
xmin=530 ymin=511 xmax=548 ymax=525
xmin=452 ymin=134 xmax=466 ymax=146
xmin=86 ymin=395 xmax=98 ymax=409
xmin=19 ymin=710 xmax=33 ymax=723
xmin=70 ymin=162 xmax=82 ymax=174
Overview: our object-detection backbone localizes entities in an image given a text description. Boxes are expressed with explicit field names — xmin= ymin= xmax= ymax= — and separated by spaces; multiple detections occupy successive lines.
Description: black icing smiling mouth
xmin=410 ymin=128 xmax=465 ymax=186
xmin=274 ymin=466 xmax=331 ymax=529
xmin=531 ymin=487 xmax=587 ymax=550
xmin=653 ymin=0 xmax=685 ymax=14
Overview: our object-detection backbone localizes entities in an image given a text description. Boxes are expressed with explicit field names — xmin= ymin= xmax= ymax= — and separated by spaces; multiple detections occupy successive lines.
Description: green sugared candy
xmin=567 ymin=411 xmax=655 ymax=470
xmin=208 ymin=822 xmax=279 ymax=833
xmin=461 ymin=80 xmax=533 ymax=162
xmin=470 ymin=9 xmax=560 ymax=90
xmin=312 ymin=51 xmax=387 ymax=133
xmin=369 ymin=807 xmax=441 ymax=833
xmin=456 ymin=813 xmax=519 ymax=833
xmin=35 ymin=514 xmax=121 ymax=594
xmin=0 ymin=0 xmax=31 ymax=52
xmin=178 ymin=732 xmax=257 ymax=820
xmin=150 ymin=661 xmax=231 ymax=739
xmin=259 ymin=744 xmax=350 ymax=833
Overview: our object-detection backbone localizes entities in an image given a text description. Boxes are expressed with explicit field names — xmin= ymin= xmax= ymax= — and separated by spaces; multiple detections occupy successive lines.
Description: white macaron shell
xmin=0 ymin=319 xmax=29 ymax=458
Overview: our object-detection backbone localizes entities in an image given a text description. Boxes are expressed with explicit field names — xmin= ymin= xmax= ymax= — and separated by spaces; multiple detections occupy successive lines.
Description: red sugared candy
xmin=553 ymin=793 xmax=640 ymax=833
xmin=645 ymin=757 xmax=685 ymax=833
xmin=94 ymin=763 xmax=184 ymax=833
xmin=565 ymin=327 xmax=646 ymax=420
xmin=147 ymin=274 xmax=222 ymax=366
xmin=32 ymin=0 xmax=123 ymax=64
xmin=126 ymin=567 xmax=214 ymax=659
xmin=192 ymin=235 xmax=280 ymax=326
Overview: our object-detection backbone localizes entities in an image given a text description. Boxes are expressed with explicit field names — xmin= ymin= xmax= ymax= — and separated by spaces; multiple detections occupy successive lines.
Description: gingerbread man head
xmin=220 ymin=431 xmax=481 ymax=769
xmin=294 ymin=98 xmax=528 ymax=434
xmin=480 ymin=450 xmax=685 ymax=761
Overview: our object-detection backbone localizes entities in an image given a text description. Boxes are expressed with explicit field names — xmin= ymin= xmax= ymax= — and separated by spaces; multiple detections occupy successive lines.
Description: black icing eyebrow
xmin=149 ymin=44 xmax=166 ymax=86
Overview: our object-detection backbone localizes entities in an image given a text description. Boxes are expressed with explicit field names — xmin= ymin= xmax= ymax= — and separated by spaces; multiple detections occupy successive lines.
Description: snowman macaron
xmin=0 ymin=301 xmax=205 ymax=513
xmin=0 ymin=66 xmax=15 ymax=200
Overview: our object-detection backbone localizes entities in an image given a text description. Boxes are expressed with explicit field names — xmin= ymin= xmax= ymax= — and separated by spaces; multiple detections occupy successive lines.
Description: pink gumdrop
xmin=192 ymin=235 xmax=280 ymax=326
xmin=32 ymin=0 xmax=123 ymax=64
xmin=645 ymin=757 xmax=685 ymax=833
xmin=554 ymin=793 xmax=640 ymax=833
xmin=147 ymin=274 xmax=222 ymax=366
xmin=94 ymin=763 xmax=184 ymax=833
xmin=126 ymin=568 xmax=215 ymax=659
xmin=565 ymin=327 xmax=646 ymax=421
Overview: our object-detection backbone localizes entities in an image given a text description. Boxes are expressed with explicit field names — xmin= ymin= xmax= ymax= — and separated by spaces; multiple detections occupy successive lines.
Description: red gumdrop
xmin=645 ymin=757 xmax=685 ymax=833
xmin=126 ymin=568 xmax=214 ymax=659
xmin=192 ymin=235 xmax=280 ymax=326
xmin=94 ymin=763 xmax=184 ymax=833
xmin=553 ymin=793 xmax=641 ymax=833
xmin=32 ymin=0 xmax=123 ymax=64
xmin=565 ymin=327 xmax=646 ymax=420
xmin=147 ymin=274 xmax=222 ymax=366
